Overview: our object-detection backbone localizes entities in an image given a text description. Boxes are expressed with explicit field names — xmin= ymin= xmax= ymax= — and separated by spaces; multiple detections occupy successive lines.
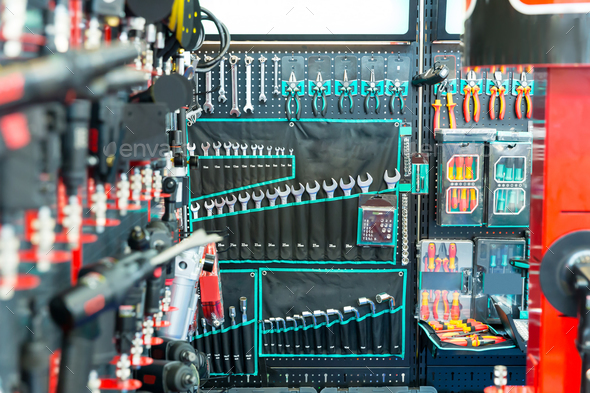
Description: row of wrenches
xmin=188 ymin=54 xmax=281 ymax=123
xmin=199 ymin=141 xmax=291 ymax=157
xmin=190 ymin=169 xmax=401 ymax=219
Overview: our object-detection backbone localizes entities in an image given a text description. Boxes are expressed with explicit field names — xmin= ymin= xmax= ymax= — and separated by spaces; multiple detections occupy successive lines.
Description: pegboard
xmin=194 ymin=43 xmax=418 ymax=122
xmin=424 ymin=44 xmax=529 ymax=239
xmin=425 ymin=366 xmax=526 ymax=393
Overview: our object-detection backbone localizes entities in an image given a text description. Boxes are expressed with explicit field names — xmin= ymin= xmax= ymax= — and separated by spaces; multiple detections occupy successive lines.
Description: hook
xmin=397 ymin=51 xmax=401 ymax=60
xmin=371 ymin=51 xmax=375 ymax=61
xmin=291 ymin=51 xmax=294 ymax=61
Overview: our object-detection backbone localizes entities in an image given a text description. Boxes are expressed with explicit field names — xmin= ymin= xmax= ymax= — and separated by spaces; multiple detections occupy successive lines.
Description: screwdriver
xmin=449 ymin=243 xmax=457 ymax=271
xmin=450 ymin=291 xmax=461 ymax=321
xmin=460 ymin=188 xmax=468 ymax=212
xmin=452 ymin=188 xmax=459 ymax=210
xmin=490 ymin=245 xmax=497 ymax=273
xmin=514 ymin=158 xmax=524 ymax=182
xmin=508 ymin=189 xmax=517 ymax=213
xmin=420 ymin=291 xmax=430 ymax=320
xmin=428 ymin=243 xmax=436 ymax=271
xmin=240 ymin=297 xmax=247 ymax=322
xmin=433 ymin=290 xmax=441 ymax=320
xmin=455 ymin=156 xmax=464 ymax=180
xmin=464 ymin=156 xmax=473 ymax=180
xmin=497 ymin=158 xmax=505 ymax=181
xmin=470 ymin=189 xmax=477 ymax=210
xmin=442 ymin=290 xmax=450 ymax=320
xmin=448 ymin=157 xmax=455 ymax=180
xmin=504 ymin=158 xmax=514 ymax=181
xmin=497 ymin=189 xmax=506 ymax=213
xmin=501 ymin=245 xmax=509 ymax=273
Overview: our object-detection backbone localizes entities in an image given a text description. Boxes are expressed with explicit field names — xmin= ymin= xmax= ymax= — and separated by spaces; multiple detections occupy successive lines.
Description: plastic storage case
xmin=487 ymin=132 xmax=532 ymax=227
xmin=418 ymin=239 xmax=473 ymax=322
xmin=435 ymin=129 xmax=495 ymax=226
xmin=473 ymin=238 xmax=527 ymax=323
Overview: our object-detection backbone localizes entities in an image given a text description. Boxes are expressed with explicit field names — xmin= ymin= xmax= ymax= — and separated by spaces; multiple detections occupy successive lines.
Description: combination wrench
xmin=203 ymin=55 xmax=214 ymax=113
xmin=243 ymin=55 xmax=254 ymax=113
xmin=218 ymin=56 xmax=227 ymax=103
xmin=259 ymin=55 xmax=267 ymax=103
xmin=272 ymin=55 xmax=280 ymax=95
xmin=229 ymin=55 xmax=241 ymax=117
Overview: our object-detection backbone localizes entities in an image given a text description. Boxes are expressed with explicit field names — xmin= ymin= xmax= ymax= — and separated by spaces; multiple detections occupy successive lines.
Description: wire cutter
xmin=388 ymin=79 xmax=405 ymax=115
xmin=462 ymin=71 xmax=480 ymax=123
xmin=364 ymin=68 xmax=380 ymax=114
xmin=515 ymin=72 xmax=532 ymax=119
xmin=285 ymin=71 xmax=301 ymax=121
xmin=311 ymin=71 xmax=327 ymax=117
xmin=338 ymin=69 xmax=354 ymax=114
xmin=488 ymin=71 xmax=506 ymax=120
xmin=432 ymin=80 xmax=456 ymax=129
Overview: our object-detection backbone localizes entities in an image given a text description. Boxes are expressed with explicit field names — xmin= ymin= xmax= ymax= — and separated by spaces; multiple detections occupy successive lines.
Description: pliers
xmin=489 ymin=71 xmax=506 ymax=120
xmin=285 ymin=71 xmax=301 ymax=121
xmin=515 ymin=72 xmax=532 ymax=119
xmin=388 ymin=79 xmax=405 ymax=115
xmin=338 ymin=69 xmax=354 ymax=114
xmin=462 ymin=71 xmax=480 ymax=123
xmin=311 ymin=71 xmax=327 ymax=117
xmin=364 ymin=68 xmax=380 ymax=114
xmin=432 ymin=80 xmax=456 ymax=129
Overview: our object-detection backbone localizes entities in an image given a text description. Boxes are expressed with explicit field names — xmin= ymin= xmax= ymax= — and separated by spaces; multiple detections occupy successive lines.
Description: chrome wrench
xmin=203 ymin=55 xmax=214 ymax=114
xmin=272 ymin=55 xmax=280 ymax=95
xmin=218 ymin=56 xmax=227 ymax=103
xmin=259 ymin=55 xmax=267 ymax=103
xmin=243 ymin=55 xmax=254 ymax=113
xmin=229 ymin=55 xmax=241 ymax=117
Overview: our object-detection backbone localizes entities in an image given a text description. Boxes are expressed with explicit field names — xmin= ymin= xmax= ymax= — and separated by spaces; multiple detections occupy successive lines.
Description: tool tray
xmin=418 ymin=321 xmax=515 ymax=353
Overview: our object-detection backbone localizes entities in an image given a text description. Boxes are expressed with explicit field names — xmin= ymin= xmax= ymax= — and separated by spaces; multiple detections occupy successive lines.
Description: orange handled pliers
xmin=462 ymin=71 xmax=480 ymax=123
xmin=515 ymin=72 xmax=532 ymax=119
xmin=489 ymin=71 xmax=506 ymax=120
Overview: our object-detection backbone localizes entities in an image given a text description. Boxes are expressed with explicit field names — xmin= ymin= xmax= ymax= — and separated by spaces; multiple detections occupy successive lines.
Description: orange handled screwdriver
xmin=442 ymin=290 xmax=450 ymax=320
xmin=449 ymin=243 xmax=457 ymax=271
xmin=420 ymin=291 xmax=430 ymax=320
xmin=465 ymin=157 xmax=474 ymax=180
xmin=433 ymin=290 xmax=441 ymax=320
xmin=451 ymin=291 xmax=461 ymax=321
xmin=455 ymin=156 xmax=464 ymax=180
xmin=451 ymin=188 xmax=458 ymax=210
xmin=460 ymin=188 xmax=468 ymax=211
xmin=428 ymin=243 xmax=436 ymax=271
xmin=470 ymin=188 xmax=477 ymax=210
xmin=448 ymin=157 xmax=455 ymax=180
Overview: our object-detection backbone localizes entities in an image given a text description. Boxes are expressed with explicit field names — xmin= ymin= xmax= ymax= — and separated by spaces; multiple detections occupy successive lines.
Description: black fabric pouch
xmin=326 ymin=199 xmax=343 ymax=261
xmin=226 ymin=214 xmax=240 ymax=260
xmin=231 ymin=157 xmax=242 ymax=188
xmin=309 ymin=201 xmax=327 ymax=261
xmin=279 ymin=205 xmax=294 ymax=260
xmin=250 ymin=209 xmax=265 ymax=260
xmin=342 ymin=197 xmax=358 ymax=261
xmin=294 ymin=203 xmax=309 ymax=260
xmin=265 ymin=208 xmax=280 ymax=260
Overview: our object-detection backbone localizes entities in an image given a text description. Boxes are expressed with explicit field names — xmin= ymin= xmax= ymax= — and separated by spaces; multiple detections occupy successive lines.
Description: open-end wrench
xmin=252 ymin=190 xmax=264 ymax=208
xmin=291 ymin=183 xmax=305 ymax=202
xmin=340 ymin=176 xmax=355 ymax=196
xmin=279 ymin=147 xmax=285 ymax=155
xmin=250 ymin=144 xmax=258 ymax=156
xmin=187 ymin=143 xmax=196 ymax=157
xmin=223 ymin=142 xmax=232 ymax=156
xmin=201 ymin=142 xmax=210 ymax=156
xmin=257 ymin=144 xmax=264 ymax=156
xmin=203 ymin=55 xmax=214 ymax=113
xmin=243 ymin=55 xmax=254 ymax=113
xmin=266 ymin=146 xmax=273 ymax=156
xmin=272 ymin=55 xmax=280 ymax=95
xmin=384 ymin=169 xmax=401 ymax=190
xmin=289 ymin=148 xmax=294 ymax=155
xmin=277 ymin=185 xmax=291 ymax=204
xmin=232 ymin=143 xmax=240 ymax=156
xmin=357 ymin=172 xmax=373 ymax=193
xmin=275 ymin=147 xmax=280 ymax=155
xmin=266 ymin=188 xmax=279 ymax=206
xmin=204 ymin=200 xmax=215 ymax=216
xmin=214 ymin=198 xmax=226 ymax=215
xmin=224 ymin=194 xmax=237 ymax=212
xmin=218 ymin=56 xmax=227 ymax=103
xmin=323 ymin=178 xmax=337 ymax=198
xmin=213 ymin=141 xmax=222 ymax=156
xmin=240 ymin=143 xmax=248 ymax=155
xmin=190 ymin=202 xmax=200 ymax=219
xmin=238 ymin=192 xmax=250 ymax=210
xmin=259 ymin=55 xmax=267 ymax=103
xmin=229 ymin=55 xmax=241 ymax=117
xmin=191 ymin=55 xmax=203 ymax=119
xmin=306 ymin=181 xmax=320 ymax=200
